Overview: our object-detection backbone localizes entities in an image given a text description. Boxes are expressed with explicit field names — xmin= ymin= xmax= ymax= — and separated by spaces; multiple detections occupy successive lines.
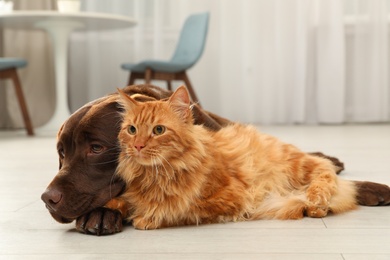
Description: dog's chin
xmin=48 ymin=211 xmax=74 ymax=224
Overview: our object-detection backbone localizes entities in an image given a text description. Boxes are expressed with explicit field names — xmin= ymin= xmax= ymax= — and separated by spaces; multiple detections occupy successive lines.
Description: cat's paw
xmin=132 ymin=217 xmax=159 ymax=230
xmin=306 ymin=205 xmax=328 ymax=218
xmin=306 ymin=188 xmax=330 ymax=218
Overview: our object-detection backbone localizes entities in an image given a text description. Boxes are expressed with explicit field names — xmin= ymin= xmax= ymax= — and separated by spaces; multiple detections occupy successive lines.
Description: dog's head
xmin=41 ymin=94 xmax=126 ymax=223
xmin=41 ymin=84 xmax=228 ymax=223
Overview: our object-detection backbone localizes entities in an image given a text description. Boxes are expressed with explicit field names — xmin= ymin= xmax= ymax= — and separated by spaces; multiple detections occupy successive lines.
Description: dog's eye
xmin=128 ymin=125 xmax=137 ymax=135
xmin=58 ymin=148 xmax=65 ymax=158
xmin=90 ymin=144 xmax=104 ymax=154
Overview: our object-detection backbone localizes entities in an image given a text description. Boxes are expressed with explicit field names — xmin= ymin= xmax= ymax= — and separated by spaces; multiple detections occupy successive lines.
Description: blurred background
xmin=1 ymin=0 xmax=390 ymax=130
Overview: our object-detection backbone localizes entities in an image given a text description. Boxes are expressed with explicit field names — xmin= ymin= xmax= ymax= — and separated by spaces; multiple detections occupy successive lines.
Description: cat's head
xmin=117 ymin=86 xmax=194 ymax=166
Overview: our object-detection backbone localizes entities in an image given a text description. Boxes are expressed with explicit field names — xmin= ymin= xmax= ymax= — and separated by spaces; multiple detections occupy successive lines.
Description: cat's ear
xmin=117 ymin=88 xmax=139 ymax=112
xmin=168 ymin=86 xmax=191 ymax=119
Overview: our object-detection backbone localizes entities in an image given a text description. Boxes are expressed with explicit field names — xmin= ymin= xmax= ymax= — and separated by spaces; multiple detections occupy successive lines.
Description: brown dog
xmin=41 ymin=84 xmax=390 ymax=235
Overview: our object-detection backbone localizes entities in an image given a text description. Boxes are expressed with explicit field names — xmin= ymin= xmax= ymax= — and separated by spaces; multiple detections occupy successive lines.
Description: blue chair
xmin=121 ymin=12 xmax=210 ymax=105
xmin=0 ymin=58 xmax=34 ymax=135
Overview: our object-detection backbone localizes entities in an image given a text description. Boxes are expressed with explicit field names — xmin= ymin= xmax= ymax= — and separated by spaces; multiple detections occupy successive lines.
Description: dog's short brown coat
xmin=42 ymin=84 xmax=390 ymax=235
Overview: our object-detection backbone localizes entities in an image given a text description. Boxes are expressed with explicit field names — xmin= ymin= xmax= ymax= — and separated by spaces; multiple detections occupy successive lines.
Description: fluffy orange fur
xmin=111 ymin=86 xmax=358 ymax=230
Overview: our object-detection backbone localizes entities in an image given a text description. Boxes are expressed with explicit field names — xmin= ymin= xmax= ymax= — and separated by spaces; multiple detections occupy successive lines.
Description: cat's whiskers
xmin=124 ymin=153 xmax=132 ymax=161
xmin=145 ymin=149 xmax=163 ymax=177
xmin=153 ymin=155 xmax=167 ymax=179
xmin=145 ymin=151 xmax=162 ymax=181
xmin=89 ymin=147 xmax=121 ymax=166
xmin=152 ymin=156 xmax=159 ymax=179
xmin=109 ymin=168 xmax=118 ymax=199
xmin=90 ymin=158 xmax=118 ymax=166
xmin=150 ymin=154 xmax=171 ymax=180
xmin=103 ymin=146 xmax=121 ymax=153
xmin=156 ymin=154 xmax=176 ymax=180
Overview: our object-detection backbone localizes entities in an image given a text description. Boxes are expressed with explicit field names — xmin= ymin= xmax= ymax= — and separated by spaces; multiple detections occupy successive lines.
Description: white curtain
xmin=1 ymin=0 xmax=55 ymax=129
xmin=67 ymin=0 xmax=390 ymax=124
xmin=345 ymin=0 xmax=390 ymax=122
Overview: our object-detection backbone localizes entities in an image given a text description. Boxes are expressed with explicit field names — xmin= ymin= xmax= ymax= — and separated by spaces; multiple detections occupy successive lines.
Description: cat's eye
xmin=153 ymin=125 xmax=166 ymax=135
xmin=128 ymin=125 xmax=137 ymax=135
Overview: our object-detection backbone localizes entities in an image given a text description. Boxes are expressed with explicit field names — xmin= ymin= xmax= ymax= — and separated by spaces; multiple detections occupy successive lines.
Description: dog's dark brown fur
xmin=42 ymin=84 xmax=390 ymax=235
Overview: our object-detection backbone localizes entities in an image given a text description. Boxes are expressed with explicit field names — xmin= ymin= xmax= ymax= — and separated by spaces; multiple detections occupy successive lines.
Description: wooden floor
xmin=1 ymin=124 xmax=390 ymax=260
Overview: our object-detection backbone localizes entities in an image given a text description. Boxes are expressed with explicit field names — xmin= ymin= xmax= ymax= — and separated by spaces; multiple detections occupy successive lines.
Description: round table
xmin=0 ymin=11 xmax=136 ymax=132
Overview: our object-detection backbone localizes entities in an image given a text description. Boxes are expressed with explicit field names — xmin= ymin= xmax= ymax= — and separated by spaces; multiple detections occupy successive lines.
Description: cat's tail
xmin=251 ymin=193 xmax=308 ymax=220
xmin=328 ymin=179 xmax=358 ymax=214
xmin=251 ymin=179 xmax=359 ymax=220
xmin=327 ymin=179 xmax=390 ymax=214
xmin=251 ymin=179 xmax=390 ymax=220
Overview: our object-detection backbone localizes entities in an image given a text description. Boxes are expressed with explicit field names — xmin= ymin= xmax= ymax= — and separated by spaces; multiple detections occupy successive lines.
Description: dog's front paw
xmin=76 ymin=207 xmax=123 ymax=236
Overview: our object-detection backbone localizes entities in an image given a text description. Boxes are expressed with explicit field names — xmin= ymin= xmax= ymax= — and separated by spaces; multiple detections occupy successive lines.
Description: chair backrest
xmin=170 ymin=12 xmax=209 ymax=69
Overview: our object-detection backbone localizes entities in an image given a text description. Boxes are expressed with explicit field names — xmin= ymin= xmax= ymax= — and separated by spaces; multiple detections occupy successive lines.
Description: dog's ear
xmin=57 ymin=123 xmax=64 ymax=139
xmin=117 ymin=88 xmax=140 ymax=113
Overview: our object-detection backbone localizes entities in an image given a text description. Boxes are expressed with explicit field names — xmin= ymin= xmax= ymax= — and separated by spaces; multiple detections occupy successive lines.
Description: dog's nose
xmin=41 ymin=188 xmax=63 ymax=208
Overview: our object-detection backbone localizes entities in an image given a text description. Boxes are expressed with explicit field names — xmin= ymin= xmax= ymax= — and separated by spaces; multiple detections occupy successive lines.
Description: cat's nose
xmin=135 ymin=144 xmax=145 ymax=152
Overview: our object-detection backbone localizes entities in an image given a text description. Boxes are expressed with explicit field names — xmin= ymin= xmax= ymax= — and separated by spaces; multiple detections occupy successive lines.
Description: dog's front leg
xmin=76 ymin=206 xmax=124 ymax=236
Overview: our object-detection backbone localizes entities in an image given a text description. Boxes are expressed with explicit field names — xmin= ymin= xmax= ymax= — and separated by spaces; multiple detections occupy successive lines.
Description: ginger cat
xmin=109 ymin=86 xmax=358 ymax=230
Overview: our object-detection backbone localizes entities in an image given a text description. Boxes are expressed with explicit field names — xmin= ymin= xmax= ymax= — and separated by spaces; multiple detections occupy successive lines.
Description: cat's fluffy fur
xmin=111 ymin=86 xmax=357 ymax=230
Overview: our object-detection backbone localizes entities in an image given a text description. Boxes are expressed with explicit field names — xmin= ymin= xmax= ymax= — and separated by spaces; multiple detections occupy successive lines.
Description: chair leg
xmin=167 ymin=81 xmax=172 ymax=91
xmin=10 ymin=69 xmax=34 ymax=136
xmin=145 ymin=68 xmax=152 ymax=84
xmin=181 ymin=72 xmax=201 ymax=107
xmin=128 ymin=72 xmax=136 ymax=86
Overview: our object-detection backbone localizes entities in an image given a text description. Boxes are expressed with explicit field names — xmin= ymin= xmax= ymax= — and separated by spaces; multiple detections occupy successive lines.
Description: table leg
xmin=35 ymin=20 xmax=84 ymax=133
